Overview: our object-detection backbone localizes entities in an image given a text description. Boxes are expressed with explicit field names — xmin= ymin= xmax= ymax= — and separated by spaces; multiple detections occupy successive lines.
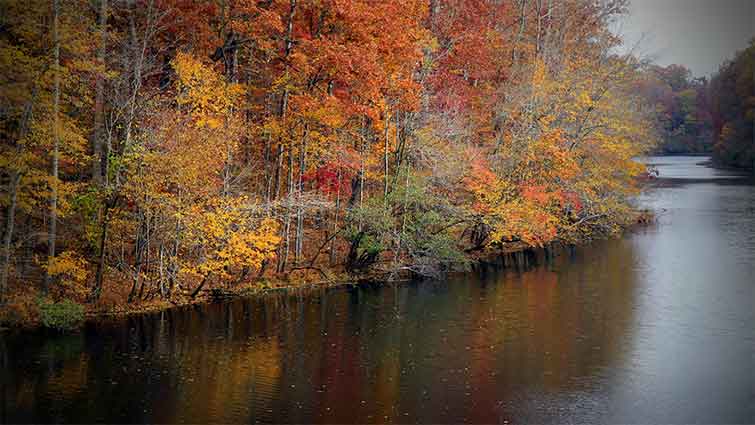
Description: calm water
xmin=2 ymin=156 xmax=754 ymax=424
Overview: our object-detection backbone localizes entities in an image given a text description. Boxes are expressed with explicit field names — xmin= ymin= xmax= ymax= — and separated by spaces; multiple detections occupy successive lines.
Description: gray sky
xmin=616 ymin=0 xmax=754 ymax=76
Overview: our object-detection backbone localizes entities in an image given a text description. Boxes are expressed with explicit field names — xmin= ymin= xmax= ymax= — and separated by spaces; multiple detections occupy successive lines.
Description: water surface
xmin=2 ymin=156 xmax=754 ymax=424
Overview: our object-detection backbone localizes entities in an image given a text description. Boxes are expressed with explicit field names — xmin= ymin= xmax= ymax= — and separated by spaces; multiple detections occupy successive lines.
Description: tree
xmin=710 ymin=40 xmax=755 ymax=169
xmin=637 ymin=64 xmax=714 ymax=153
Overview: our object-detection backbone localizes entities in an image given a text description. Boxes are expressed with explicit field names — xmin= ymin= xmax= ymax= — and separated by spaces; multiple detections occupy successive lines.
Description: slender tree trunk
xmin=92 ymin=0 xmax=107 ymax=184
xmin=294 ymin=128 xmax=307 ymax=263
xmin=429 ymin=0 xmax=439 ymax=33
xmin=512 ymin=0 xmax=528 ymax=63
xmin=158 ymin=244 xmax=166 ymax=298
xmin=223 ymin=146 xmax=232 ymax=195
xmin=393 ymin=111 xmax=404 ymax=184
xmin=190 ymin=274 xmax=209 ymax=298
xmin=359 ymin=149 xmax=365 ymax=212
xmin=279 ymin=149 xmax=294 ymax=272
xmin=275 ymin=0 xmax=297 ymax=270
xmin=329 ymin=168 xmax=341 ymax=266
xmin=536 ymin=0 xmax=543 ymax=55
xmin=91 ymin=203 xmax=110 ymax=300
xmin=383 ymin=110 xmax=390 ymax=199
xmin=90 ymin=0 xmax=107 ymax=300
xmin=273 ymin=144 xmax=283 ymax=200
xmin=264 ymin=134 xmax=272 ymax=203
xmin=355 ymin=118 xmax=366 ymax=230
xmin=0 ymin=174 xmax=20 ymax=304
xmin=276 ymin=0 xmax=295 ymax=122
xmin=137 ymin=217 xmax=150 ymax=300
xmin=393 ymin=160 xmax=411 ymax=270
xmin=167 ymin=209 xmax=181 ymax=296
xmin=45 ymin=0 xmax=61 ymax=293
xmin=286 ymin=149 xmax=294 ymax=259
xmin=128 ymin=210 xmax=145 ymax=303
xmin=284 ymin=0 xmax=297 ymax=57
xmin=123 ymin=2 xmax=145 ymax=160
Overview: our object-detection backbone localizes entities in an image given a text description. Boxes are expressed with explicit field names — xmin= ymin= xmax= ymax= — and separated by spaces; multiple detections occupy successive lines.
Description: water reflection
xmin=2 ymin=245 xmax=641 ymax=423
xmin=2 ymin=156 xmax=753 ymax=424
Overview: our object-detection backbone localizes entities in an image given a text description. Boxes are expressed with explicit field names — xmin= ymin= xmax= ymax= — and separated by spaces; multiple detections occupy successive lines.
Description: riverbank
xmin=708 ymin=158 xmax=755 ymax=173
xmin=1 ymin=208 xmax=655 ymax=332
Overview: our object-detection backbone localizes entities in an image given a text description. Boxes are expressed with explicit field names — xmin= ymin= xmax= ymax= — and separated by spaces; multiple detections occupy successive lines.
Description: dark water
xmin=2 ymin=156 xmax=754 ymax=424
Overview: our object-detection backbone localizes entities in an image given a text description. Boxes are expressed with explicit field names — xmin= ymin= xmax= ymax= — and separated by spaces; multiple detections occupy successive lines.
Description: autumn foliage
xmin=1 ymin=0 xmax=665 ymax=321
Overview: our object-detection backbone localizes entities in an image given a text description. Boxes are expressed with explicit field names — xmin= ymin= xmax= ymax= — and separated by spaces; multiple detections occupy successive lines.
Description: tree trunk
xmin=0 ymin=174 xmax=20 ymax=304
xmin=512 ymin=0 xmax=528 ymax=63
xmin=92 ymin=0 xmax=107 ymax=184
xmin=294 ymin=127 xmax=307 ymax=262
xmin=284 ymin=0 xmax=297 ymax=57
xmin=383 ymin=110 xmax=390 ymax=199
xmin=90 ymin=0 xmax=108 ymax=300
xmin=329 ymin=169 xmax=341 ymax=266
xmin=158 ymin=244 xmax=167 ymax=298
xmin=137 ymin=217 xmax=150 ymax=300
xmin=128 ymin=210 xmax=145 ymax=303
xmin=190 ymin=274 xmax=209 ymax=298
xmin=395 ymin=161 xmax=411 ymax=264
xmin=393 ymin=111 xmax=404 ymax=185
xmin=359 ymin=140 xmax=365 ymax=213
xmin=91 ymin=203 xmax=110 ymax=300
xmin=45 ymin=0 xmax=61 ymax=293
xmin=167 ymin=213 xmax=181 ymax=296
xmin=536 ymin=0 xmax=543 ymax=55
xmin=223 ymin=146 xmax=232 ymax=196
xmin=273 ymin=143 xmax=283 ymax=200
xmin=123 ymin=1 xmax=145 ymax=161
xmin=274 ymin=0 xmax=297 ymax=270
xmin=279 ymin=149 xmax=294 ymax=272
xmin=263 ymin=134 xmax=272 ymax=203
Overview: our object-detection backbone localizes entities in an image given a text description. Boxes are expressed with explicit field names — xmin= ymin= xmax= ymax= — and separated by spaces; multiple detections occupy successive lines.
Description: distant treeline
xmin=638 ymin=40 xmax=754 ymax=169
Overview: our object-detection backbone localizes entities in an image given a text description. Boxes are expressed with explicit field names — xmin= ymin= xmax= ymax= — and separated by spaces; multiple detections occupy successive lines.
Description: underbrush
xmin=37 ymin=299 xmax=85 ymax=331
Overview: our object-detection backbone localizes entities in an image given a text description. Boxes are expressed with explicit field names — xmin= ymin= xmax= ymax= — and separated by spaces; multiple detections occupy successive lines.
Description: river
xmin=2 ymin=156 xmax=754 ymax=424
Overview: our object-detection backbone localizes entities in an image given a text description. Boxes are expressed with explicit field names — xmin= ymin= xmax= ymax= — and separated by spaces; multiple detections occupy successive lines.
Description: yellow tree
xmin=117 ymin=52 xmax=279 ymax=301
xmin=469 ymin=53 xmax=656 ymax=248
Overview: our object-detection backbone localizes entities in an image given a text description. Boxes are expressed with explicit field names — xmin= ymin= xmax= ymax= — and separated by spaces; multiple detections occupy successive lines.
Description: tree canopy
xmin=1 ymin=0 xmax=666 ymax=321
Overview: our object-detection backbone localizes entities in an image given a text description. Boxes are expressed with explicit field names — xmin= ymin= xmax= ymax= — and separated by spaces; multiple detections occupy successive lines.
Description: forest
xmin=708 ymin=41 xmax=754 ymax=168
xmin=639 ymin=42 xmax=754 ymax=165
xmin=0 ymin=0 xmax=749 ymax=328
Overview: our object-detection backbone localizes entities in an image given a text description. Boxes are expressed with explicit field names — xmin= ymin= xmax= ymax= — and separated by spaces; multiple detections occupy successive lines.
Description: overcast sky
xmin=615 ymin=0 xmax=754 ymax=76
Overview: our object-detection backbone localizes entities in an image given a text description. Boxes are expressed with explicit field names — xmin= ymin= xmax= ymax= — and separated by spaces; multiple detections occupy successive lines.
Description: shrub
xmin=38 ymin=299 xmax=85 ymax=331
xmin=343 ymin=171 xmax=469 ymax=277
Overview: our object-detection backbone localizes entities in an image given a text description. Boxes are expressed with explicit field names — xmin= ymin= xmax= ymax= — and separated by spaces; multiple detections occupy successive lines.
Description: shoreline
xmin=0 ymin=246 xmax=565 ymax=332
xmin=2 ymin=215 xmax=655 ymax=333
